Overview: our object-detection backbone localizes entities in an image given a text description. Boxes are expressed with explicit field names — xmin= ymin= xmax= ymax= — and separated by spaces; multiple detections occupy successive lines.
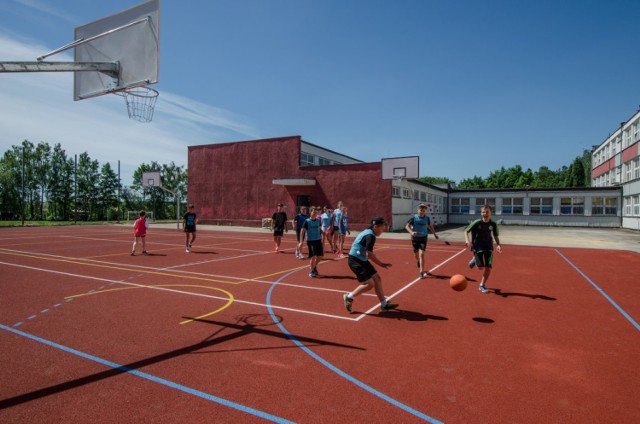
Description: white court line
xmin=0 ymin=260 xmax=360 ymax=322
xmin=355 ymin=248 xmax=468 ymax=321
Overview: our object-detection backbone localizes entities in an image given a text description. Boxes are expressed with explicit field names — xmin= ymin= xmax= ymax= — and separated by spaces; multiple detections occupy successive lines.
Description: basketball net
xmin=115 ymin=86 xmax=159 ymax=123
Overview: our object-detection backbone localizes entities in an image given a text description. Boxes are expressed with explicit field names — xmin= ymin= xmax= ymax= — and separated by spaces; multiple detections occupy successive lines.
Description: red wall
xmin=187 ymin=136 xmax=392 ymax=230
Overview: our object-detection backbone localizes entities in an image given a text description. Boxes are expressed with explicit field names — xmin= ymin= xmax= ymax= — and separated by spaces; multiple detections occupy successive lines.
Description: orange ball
xmin=450 ymin=274 xmax=468 ymax=291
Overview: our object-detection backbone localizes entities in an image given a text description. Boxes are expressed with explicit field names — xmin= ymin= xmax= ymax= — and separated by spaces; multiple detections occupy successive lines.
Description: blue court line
xmin=554 ymin=249 xmax=640 ymax=332
xmin=265 ymin=269 xmax=443 ymax=424
xmin=0 ymin=324 xmax=294 ymax=423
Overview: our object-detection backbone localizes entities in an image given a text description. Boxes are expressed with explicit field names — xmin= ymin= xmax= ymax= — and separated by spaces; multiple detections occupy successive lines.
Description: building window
xmin=414 ymin=190 xmax=420 ymax=200
xmin=420 ymin=192 xmax=427 ymax=201
xmin=530 ymin=197 xmax=553 ymax=214
xmin=634 ymin=158 xmax=640 ymax=180
xmin=502 ymin=197 xmax=523 ymax=214
xmin=560 ymin=197 xmax=584 ymax=215
xmin=477 ymin=197 xmax=496 ymax=210
xmin=451 ymin=198 xmax=470 ymax=214
xmin=318 ymin=157 xmax=332 ymax=165
xmin=301 ymin=153 xmax=315 ymax=166
xmin=592 ymin=197 xmax=617 ymax=215
xmin=633 ymin=195 xmax=640 ymax=216
xmin=392 ymin=186 xmax=400 ymax=198
xmin=402 ymin=188 xmax=411 ymax=199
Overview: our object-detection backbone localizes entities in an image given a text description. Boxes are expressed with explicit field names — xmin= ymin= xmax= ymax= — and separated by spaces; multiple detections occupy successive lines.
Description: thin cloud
xmin=0 ymin=33 xmax=262 ymax=184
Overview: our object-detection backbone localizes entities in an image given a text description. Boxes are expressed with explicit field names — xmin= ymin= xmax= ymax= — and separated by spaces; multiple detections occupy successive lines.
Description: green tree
xmin=48 ymin=144 xmax=74 ymax=220
xmin=76 ymin=152 xmax=100 ymax=220
xmin=0 ymin=145 xmax=22 ymax=217
xmin=34 ymin=142 xmax=52 ymax=219
xmin=457 ymin=176 xmax=485 ymax=189
xmin=97 ymin=162 xmax=121 ymax=220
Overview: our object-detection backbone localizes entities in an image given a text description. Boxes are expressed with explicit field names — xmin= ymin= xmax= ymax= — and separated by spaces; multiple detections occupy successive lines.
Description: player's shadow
xmin=316 ymin=274 xmax=356 ymax=280
xmin=0 ymin=314 xmax=364 ymax=410
xmin=426 ymin=273 xmax=478 ymax=283
xmin=370 ymin=309 xmax=449 ymax=322
xmin=491 ymin=288 xmax=556 ymax=301
xmin=142 ymin=252 xmax=166 ymax=257
xmin=191 ymin=251 xmax=217 ymax=255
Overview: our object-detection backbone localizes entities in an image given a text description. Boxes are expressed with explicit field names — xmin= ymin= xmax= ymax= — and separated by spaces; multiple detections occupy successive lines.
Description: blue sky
xmin=1 ymin=0 xmax=639 ymax=186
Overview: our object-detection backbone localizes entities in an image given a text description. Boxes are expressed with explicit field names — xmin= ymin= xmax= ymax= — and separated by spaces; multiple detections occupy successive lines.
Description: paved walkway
xmin=146 ymin=223 xmax=640 ymax=253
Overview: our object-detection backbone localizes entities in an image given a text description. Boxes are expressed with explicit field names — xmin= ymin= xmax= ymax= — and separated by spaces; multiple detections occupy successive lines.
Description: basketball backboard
xmin=73 ymin=0 xmax=160 ymax=100
xmin=142 ymin=171 xmax=161 ymax=188
xmin=381 ymin=156 xmax=419 ymax=180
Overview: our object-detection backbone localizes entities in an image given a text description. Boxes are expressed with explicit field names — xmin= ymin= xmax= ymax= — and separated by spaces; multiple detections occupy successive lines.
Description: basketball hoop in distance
xmin=115 ymin=86 xmax=159 ymax=123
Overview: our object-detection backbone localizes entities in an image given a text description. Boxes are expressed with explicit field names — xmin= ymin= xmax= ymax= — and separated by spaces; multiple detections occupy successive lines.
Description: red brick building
xmin=187 ymin=135 xmax=392 ymax=230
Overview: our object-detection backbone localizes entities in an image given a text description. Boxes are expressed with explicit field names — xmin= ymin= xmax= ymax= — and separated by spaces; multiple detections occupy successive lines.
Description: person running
xmin=131 ymin=210 xmax=149 ymax=256
xmin=182 ymin=204 xmax=198 ymax=252
xmin=405 ymin=203 xmax=439 ymax=278
xmin=320 ymin=205 xmax=334 ymax=253
xmin=465 ymin=205 xmax=502 ymax=294
xmin=297 ymin=206 xmax=324 ymax=277
xmin=342 ymin=216 xmax=398 ymax=313
xmin=271 ymin=203 xmax=288 ymax=253
xmin=292 ymin=206 xmax=309 ymax=259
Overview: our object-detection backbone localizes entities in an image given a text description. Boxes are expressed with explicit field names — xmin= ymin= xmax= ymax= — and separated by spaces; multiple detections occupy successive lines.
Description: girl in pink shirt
xmin=131 ymin=210 xmax=149 ymax=255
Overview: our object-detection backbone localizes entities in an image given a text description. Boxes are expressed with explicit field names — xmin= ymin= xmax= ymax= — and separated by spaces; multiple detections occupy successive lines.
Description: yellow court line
xmin=0 ymin=250 xmax=241 ymax=285
xmin=64 ymin=284 xmax=234 ymax=325
xmin=0 ymin=249 xmax=319 ymax=287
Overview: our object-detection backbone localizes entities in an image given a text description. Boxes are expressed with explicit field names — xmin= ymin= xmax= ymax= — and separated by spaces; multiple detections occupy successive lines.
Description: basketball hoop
xmin=115 ymin=86 xmax=159 ymax=123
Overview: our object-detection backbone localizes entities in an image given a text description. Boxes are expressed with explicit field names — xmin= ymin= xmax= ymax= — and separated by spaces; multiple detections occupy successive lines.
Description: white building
xmin=591 ymin=109 xmax=640 ymax=230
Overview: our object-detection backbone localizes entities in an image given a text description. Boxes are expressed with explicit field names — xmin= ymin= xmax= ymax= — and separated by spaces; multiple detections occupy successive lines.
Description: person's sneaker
xmin=479 ymin=285 xmax=489 ymax=294
xmin=420 ymin=271 xmax=429 ymax=279
xmin=309 ymin=270 xmax=317 ymax=278
xmin=188 ymin=244 xmax=192 ymax=250
xmin=130 ymin=250 xmax=135 ymax=256
xmin=142 ymin=251 xmax=148 ymax=255
xmin=468 ymin=258 xmax=476 ymax=269
xmin=381 ymin=302 xmax=399 ymax=312
xmin=186 ymin=247 xmax=190 ymax=253
xmin=274 ymin=247 xmax=279 ymax=253
xmin=343 ymin=293 xmax=353 ymax=312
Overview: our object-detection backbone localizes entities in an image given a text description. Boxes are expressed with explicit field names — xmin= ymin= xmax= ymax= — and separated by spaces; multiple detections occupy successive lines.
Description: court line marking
xmin=64 ymin=285 xmax=235 ymax=325
xmin=0 ymin=260 xmax=360 ymax=323
xmin=266 ymin=269 xmax=444 ymax=424
xmin=0 ymin=246 xmax=382 ymax=298
xmin=355 ymin=248 xmax=468 ymax=320
xmin=0 ymin=324 xmax=294 ymax=423
xmin=554 ymin=249 xmax=640 ymax=332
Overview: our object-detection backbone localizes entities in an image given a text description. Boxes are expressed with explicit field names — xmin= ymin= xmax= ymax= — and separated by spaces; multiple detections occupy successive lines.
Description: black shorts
xmin=473 ymin=250 xmax=494 ymax=268
xmin=273 ymin=227 xmax=284 ymax=237
xmin=411 ymin=236 xmax=427 ymax=252
xmin=348 ymin=256 xmax=377 ymax=283
xmin=307 ymin=239 xmax=324 ymax=258
xmin=185 ymin=226 xmax=196 ymax=233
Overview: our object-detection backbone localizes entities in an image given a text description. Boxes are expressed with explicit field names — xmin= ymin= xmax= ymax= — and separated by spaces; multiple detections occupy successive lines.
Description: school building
xmin=591 ymin=108 xmax=640 ymax=230
xmin=187 ymin=131 xmax=635 ymax=231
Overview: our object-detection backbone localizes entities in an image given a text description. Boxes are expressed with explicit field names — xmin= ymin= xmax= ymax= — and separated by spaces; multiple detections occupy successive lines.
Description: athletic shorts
xmin=411 ymin=236 xmax=427 ymax=252
xmin=273 ymin=227 xmax=284 ymax=237
xmin=321 ymin=226 xmax=331 ymax=235
xmin=348 ymin=256 xmax=377 ymax=283
xmin=307 ymin=239 xmax=324 ymax=258
xmin=473 ymin=250 xmax=494 ymax=268
xmin=185 ymin=226 xmax=196 ymax=233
